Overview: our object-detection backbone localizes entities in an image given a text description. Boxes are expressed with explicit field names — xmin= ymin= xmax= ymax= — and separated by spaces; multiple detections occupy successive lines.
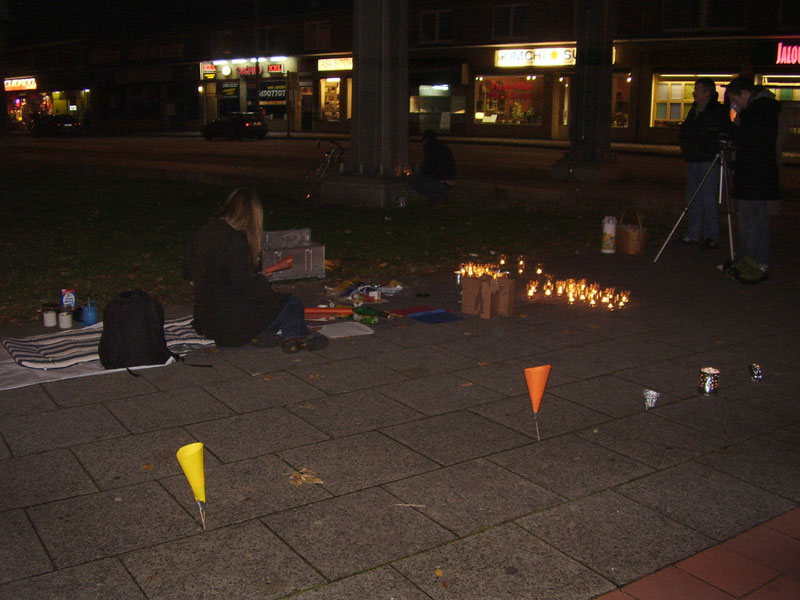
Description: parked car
xmin=32 ymin=114 xmax=82 ymax=137
xmin=202 ymin=112 xmax=267 ymax=140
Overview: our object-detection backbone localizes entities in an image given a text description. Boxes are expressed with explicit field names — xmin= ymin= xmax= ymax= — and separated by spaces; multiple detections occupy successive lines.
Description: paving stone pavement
xmin=1 ymin=239 xmax=799 ymax=599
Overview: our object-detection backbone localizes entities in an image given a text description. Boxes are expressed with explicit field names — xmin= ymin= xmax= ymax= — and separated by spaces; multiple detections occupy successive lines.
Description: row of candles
xmin=455 ymin=257 xmax=630 ymax=311
xmin=527 ymin=278 xmax=630 ymax=310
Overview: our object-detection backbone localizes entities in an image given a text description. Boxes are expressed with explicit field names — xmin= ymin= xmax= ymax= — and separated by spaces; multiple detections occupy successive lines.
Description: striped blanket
xmin=1 ymin=316 xmax=215 ymax=370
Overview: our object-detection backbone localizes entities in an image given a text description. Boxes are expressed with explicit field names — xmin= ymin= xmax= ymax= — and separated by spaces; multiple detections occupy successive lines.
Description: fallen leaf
xmin=288 ymin=467 xmax=324 ymax=487
xmin=262 ymin=374 xmax=275 ymax=381
xmin=308 ymin=374 xmax=321 ymax=380
xmin=459 ymin=382 xmax=474 ymax=387
xmin=141 ymin=464 xmax=154 ymax=470
xmin=435 ymin=567 xmax=443 ymax=577
xmin=477 ymin=361 xmax=489 ymax=366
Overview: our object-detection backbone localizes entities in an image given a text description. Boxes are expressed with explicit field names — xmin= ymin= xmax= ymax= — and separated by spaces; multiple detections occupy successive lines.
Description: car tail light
xmin=245 ymin=122 xmax=251 ymax=127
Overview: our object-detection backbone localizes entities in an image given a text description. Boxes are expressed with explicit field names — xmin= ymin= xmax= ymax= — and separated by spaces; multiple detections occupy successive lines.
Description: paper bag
xmin=494 ymin=278 xmax=516 ymax=316
xmin=461 ymin=277 xmax=483 ymax=316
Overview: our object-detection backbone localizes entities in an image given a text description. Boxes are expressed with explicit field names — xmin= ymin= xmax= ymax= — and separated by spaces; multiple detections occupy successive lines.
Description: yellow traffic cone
xmin=176 ymin=442 xmax=206 ymax=530
xmin=524 ymin=365 xmax=551 ymax=441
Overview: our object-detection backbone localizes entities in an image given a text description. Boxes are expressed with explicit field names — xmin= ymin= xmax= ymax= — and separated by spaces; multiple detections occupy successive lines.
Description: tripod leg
xmin=653 ymin=155 xmax=720 ymax=263
xmin=719 ymin=157 xmax=736 ymax=262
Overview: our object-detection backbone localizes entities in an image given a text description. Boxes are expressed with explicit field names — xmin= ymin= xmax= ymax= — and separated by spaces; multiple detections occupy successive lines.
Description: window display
xmin=651 ymin=74 xmax=729 ymax=128
xmin=474 ymin=75 xmax=543 ymax=125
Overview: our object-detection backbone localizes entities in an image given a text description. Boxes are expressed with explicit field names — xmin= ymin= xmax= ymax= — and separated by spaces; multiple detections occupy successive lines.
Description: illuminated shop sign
xmin=259 ymin=80 xmax=287 ymax=103
xmin=4 ymin=77 xmax=38 ymax=91
xmin=496 ymin=47 xmax=576 ymax=68
xmin=318 ymin=57 xmax=353 ymax=71
xmin=776 ymin=42 xmax=800 ymax=65
xmin=267 ymin=64 xmax=283 ymax=73
xmin=200 ymin=62 xmax=216 ymax=80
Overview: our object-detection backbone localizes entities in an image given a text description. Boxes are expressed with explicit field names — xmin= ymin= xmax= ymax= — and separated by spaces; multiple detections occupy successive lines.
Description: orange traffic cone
xmin=524 ymin=365 xmax=551 ymax=441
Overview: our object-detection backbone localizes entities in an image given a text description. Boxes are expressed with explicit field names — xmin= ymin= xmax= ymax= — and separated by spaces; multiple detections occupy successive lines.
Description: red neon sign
xmin=776 ymin=42 xmax=800 ymax=65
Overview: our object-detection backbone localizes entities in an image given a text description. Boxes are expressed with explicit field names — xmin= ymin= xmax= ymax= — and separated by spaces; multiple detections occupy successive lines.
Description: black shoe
xmin=251 ymin=332 xmax=281 ymax=348
xmin=701 ymin=238 xmax=718 ymax=249
xmin=281 ymin=333 xmax=329 ymax=354
xmin=675 ymin=236 xmax=698 ymax=245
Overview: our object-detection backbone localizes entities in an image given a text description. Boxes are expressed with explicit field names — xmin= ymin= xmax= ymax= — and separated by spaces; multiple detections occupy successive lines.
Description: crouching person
xmin=183 ymin=188 xmax=327 ymax=353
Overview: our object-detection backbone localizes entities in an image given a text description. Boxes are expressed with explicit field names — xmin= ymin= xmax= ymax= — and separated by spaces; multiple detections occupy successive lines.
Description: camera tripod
xmin=654 ymin=142 xmax=736 ymax=263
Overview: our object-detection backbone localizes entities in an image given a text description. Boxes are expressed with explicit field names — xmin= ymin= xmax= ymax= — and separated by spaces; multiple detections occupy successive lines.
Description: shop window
xmin=474 ymin=75 xmax=543 ymax=125
xmin=493 ymin=4 xmax=529 ymax=41
xmin=305 ymin=21 xmax=331 ymax=51
xmin=320 ymin=77 xmax=341 ymax=121
xmin=763 ymin=77 xmax=800 ymax=134
xmin=420 ymin=10 xmax=453 ymax=44
xmin=651 ymin=75 xmax=730 ymax=128
xmin=612 ymin=73 xmax=632 ymax=128
xmin=411 ymin=84 xmax=460 ymax=132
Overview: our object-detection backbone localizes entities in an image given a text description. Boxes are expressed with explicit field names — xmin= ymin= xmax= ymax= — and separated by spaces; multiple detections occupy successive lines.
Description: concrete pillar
xmin=349 ymin=0 xmax=409 ymax=177
xmin=552 ymin=0 xmax=616 ymax=182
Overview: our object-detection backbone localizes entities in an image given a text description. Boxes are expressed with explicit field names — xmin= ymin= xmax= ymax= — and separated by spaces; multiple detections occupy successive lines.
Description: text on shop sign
xmin=4 ymin=77 xmax=37 ymax=91
xmin=496 ymin=47 xmax=576 ymax=68
xmin=776 ymin=42 xmax=800 ymax=65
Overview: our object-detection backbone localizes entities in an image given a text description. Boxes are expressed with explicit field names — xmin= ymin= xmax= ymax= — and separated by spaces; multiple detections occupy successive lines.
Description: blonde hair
xmin=217 ymin=188 xmax=263 ymax=267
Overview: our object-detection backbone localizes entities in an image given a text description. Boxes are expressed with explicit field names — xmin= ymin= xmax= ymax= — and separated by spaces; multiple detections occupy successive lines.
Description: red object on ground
xmin=263 ymin=256 xmax=293 ymax=274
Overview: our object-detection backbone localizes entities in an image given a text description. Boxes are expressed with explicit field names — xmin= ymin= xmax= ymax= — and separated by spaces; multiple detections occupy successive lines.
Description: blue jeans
xmin=736 ymin=199 xmax=769 ymax=267
xmin=264 ymin=295 xmax=309 ymax=340
xmin=685 ymin=161 xmax=720 ymax=242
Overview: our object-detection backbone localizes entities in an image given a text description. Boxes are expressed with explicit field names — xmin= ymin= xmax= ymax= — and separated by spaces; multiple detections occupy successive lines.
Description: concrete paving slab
xmin=490 ymin=434 xmax=653 ymax=499
xmin=104 ymin=387 xmax=233 ymax=433
xmin=617 ymin=462 xmax=796 ymax=541
xmin=455 ymin=358 xmax=572 ymax=397
xmin=291 ymin=565 xmax=429 ymax=599
xmin=314 ymin=333 xmax=404 ymax=361
xmin=382 ymin=410 xmax=532 ymax=466
xmin=201 ymin=371 xmax=327 ymax=413
xmin=42 ymin=370 xmax=157 ymax=407
xmin=393 ymin=522 xmax=615 ymax=599
xmin=185 ymin=407 xmax=330 ymax=463
xmin=720 ymin=374 xmax=800 ymax=420
xmin=614 ymin=360 xmax=706 ymax=398
xmin=287 ymin=389 xmax=424 ymax=438
xmin=648 ymin=316 xmax=759 ymax=352
xmin=27 ymin=481 xmax=195 ymax=568
xmin=697 ymin=435 xmax=800 ymax=501
xmin=0 ymin=437 xmax=9 ymax=459
xmin=292 ymin=357 xmax=407 ymax=395
xmin=0 ymin=383 xmax=57 ymax=419
xmin=550 ymin=374 xmax=678 ymax=417
xmin=0 ymin=448 xmax=97 ymax=509
xmin=384 ymin=458 xmax=562 ymax=536
xmin=576 ymin=412 xmax=727 ymax=469
xmin=263 ymin=487 xmax=455 ymax=580
xmin=71 ymin=428 xmax=210 ymax=490
xmin=653 ymin=395 xmax=791 ymax=441
xmin=517 ymin=491 xmax=713 ymax=586
xmin=0 ymin=558 xmax=145 ymax=600
xmin=372 ymin=319 xmax=462 ymax=348
xmin=0 ymin=509 xmax=52 ymax=583
xmin=514 ymin=320 xmax=608 ymax=350
xmin=278 ymin=430 xmax=437 ymax=495
xmin=160 ymin=454 xmax=331 ymax=528
xmin=136 ymin=356 xmax=246 ymax=391
xmin=214 ymin=345 xmax=328 ymax=376
xmin=773 ymin=423 xmax=800 ymax=446
xmin=377 ymin=373 xmax=504 ymax=415
xmin=369 ymin=345 xmax=480 ymax=378
xmin=0 ymin=404 xmax=128 ymax=456
xmin=438 ymin=332 xmax=549 ymax=363
xmin=471 ymin=393 xmax=609 ymax=440
xmin=122 ymin=520 xmax=323 ymax=600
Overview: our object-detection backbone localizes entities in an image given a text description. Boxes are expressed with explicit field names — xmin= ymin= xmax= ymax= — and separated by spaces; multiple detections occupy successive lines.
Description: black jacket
xmin=679 ymin=100 xmax=731 ymax=163
xmin=182 ymin=218 xmax=287 ymax=346
xmin=731 ymin=87 xmax=780 ymax=201
xmin=420 ymin=139 xmax=457 ymax=180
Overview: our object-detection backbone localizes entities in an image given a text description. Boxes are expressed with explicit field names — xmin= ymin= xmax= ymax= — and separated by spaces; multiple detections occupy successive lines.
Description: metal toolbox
xmin=261 ymin=229 xmax=326 ymax=281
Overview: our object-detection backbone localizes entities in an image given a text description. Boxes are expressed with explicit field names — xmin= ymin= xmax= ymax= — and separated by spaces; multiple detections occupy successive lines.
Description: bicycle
xmin=301 ymin=139 xmax=347 ymax=203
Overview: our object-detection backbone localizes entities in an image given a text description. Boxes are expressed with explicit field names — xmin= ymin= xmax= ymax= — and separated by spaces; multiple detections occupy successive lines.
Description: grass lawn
xmin=0 ymin=162 xmax=617 ymax=325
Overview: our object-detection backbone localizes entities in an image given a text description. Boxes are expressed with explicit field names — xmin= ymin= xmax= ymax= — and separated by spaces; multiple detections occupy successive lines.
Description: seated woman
xmin=182 ymin=188 xmax=326 ymax=353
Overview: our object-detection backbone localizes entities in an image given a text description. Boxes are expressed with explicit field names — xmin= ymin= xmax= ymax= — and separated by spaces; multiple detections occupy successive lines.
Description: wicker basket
xmin=617 ymin=210 xmax=648 ymax=255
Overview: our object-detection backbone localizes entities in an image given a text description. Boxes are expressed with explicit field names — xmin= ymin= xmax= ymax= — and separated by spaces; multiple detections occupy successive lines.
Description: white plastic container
xmin=601 ymin=216 xmax=617 ymax=254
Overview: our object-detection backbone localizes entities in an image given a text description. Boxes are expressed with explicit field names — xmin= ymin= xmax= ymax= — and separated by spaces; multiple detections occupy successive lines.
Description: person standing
xmin=678 ymin=77 xmax=731 ymax=248
xmin=410 ymin=130 xmax=457 ymax=205
xmin=724 ymin=76 xmax=780 ymax=279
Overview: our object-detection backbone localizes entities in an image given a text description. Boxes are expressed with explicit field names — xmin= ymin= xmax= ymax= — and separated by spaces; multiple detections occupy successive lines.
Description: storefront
xmin=314 ymin=56 xmax=353 ymax=133
xmin=199 ymin=57 xmax=296 ymax=132
xmin=4 ymin=76 xmax=92 ymax=131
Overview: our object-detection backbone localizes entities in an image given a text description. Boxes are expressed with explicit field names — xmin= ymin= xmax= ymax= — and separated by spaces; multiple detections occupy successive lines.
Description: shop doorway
xmin=551 ymin=75 xmax=571 ymax=139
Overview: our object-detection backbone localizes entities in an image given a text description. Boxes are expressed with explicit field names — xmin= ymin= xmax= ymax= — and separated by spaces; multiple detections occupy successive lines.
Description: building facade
xmin=3 ymin=1 xmax=799 ymax=148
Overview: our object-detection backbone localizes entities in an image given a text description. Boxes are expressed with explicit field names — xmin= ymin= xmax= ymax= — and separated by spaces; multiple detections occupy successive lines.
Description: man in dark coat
xmin=724 ymin=76 xmax=780 ymax=277
xmin=410 ymin=129 xmax=456 ymax=205
xmin=678 ymin=77 xmax=731 ymax=248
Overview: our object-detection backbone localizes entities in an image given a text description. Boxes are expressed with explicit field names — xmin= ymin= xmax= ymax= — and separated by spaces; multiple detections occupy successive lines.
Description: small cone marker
xmin=524 ymin=365 xmax=551 ymax=442
xmin=176 ymin=442 xmax=207 ymax=530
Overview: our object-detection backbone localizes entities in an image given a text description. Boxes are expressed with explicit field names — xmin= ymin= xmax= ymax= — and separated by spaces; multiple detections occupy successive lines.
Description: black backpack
xmin=98 ymin=290 xmax=173 ymax=369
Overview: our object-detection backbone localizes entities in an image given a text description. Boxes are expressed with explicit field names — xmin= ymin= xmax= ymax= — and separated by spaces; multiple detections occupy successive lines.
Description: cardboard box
xmin=461 ymin=277 xmax=516 ymax=318
xmin=261 ymin=229 xmax=325 ymax=281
